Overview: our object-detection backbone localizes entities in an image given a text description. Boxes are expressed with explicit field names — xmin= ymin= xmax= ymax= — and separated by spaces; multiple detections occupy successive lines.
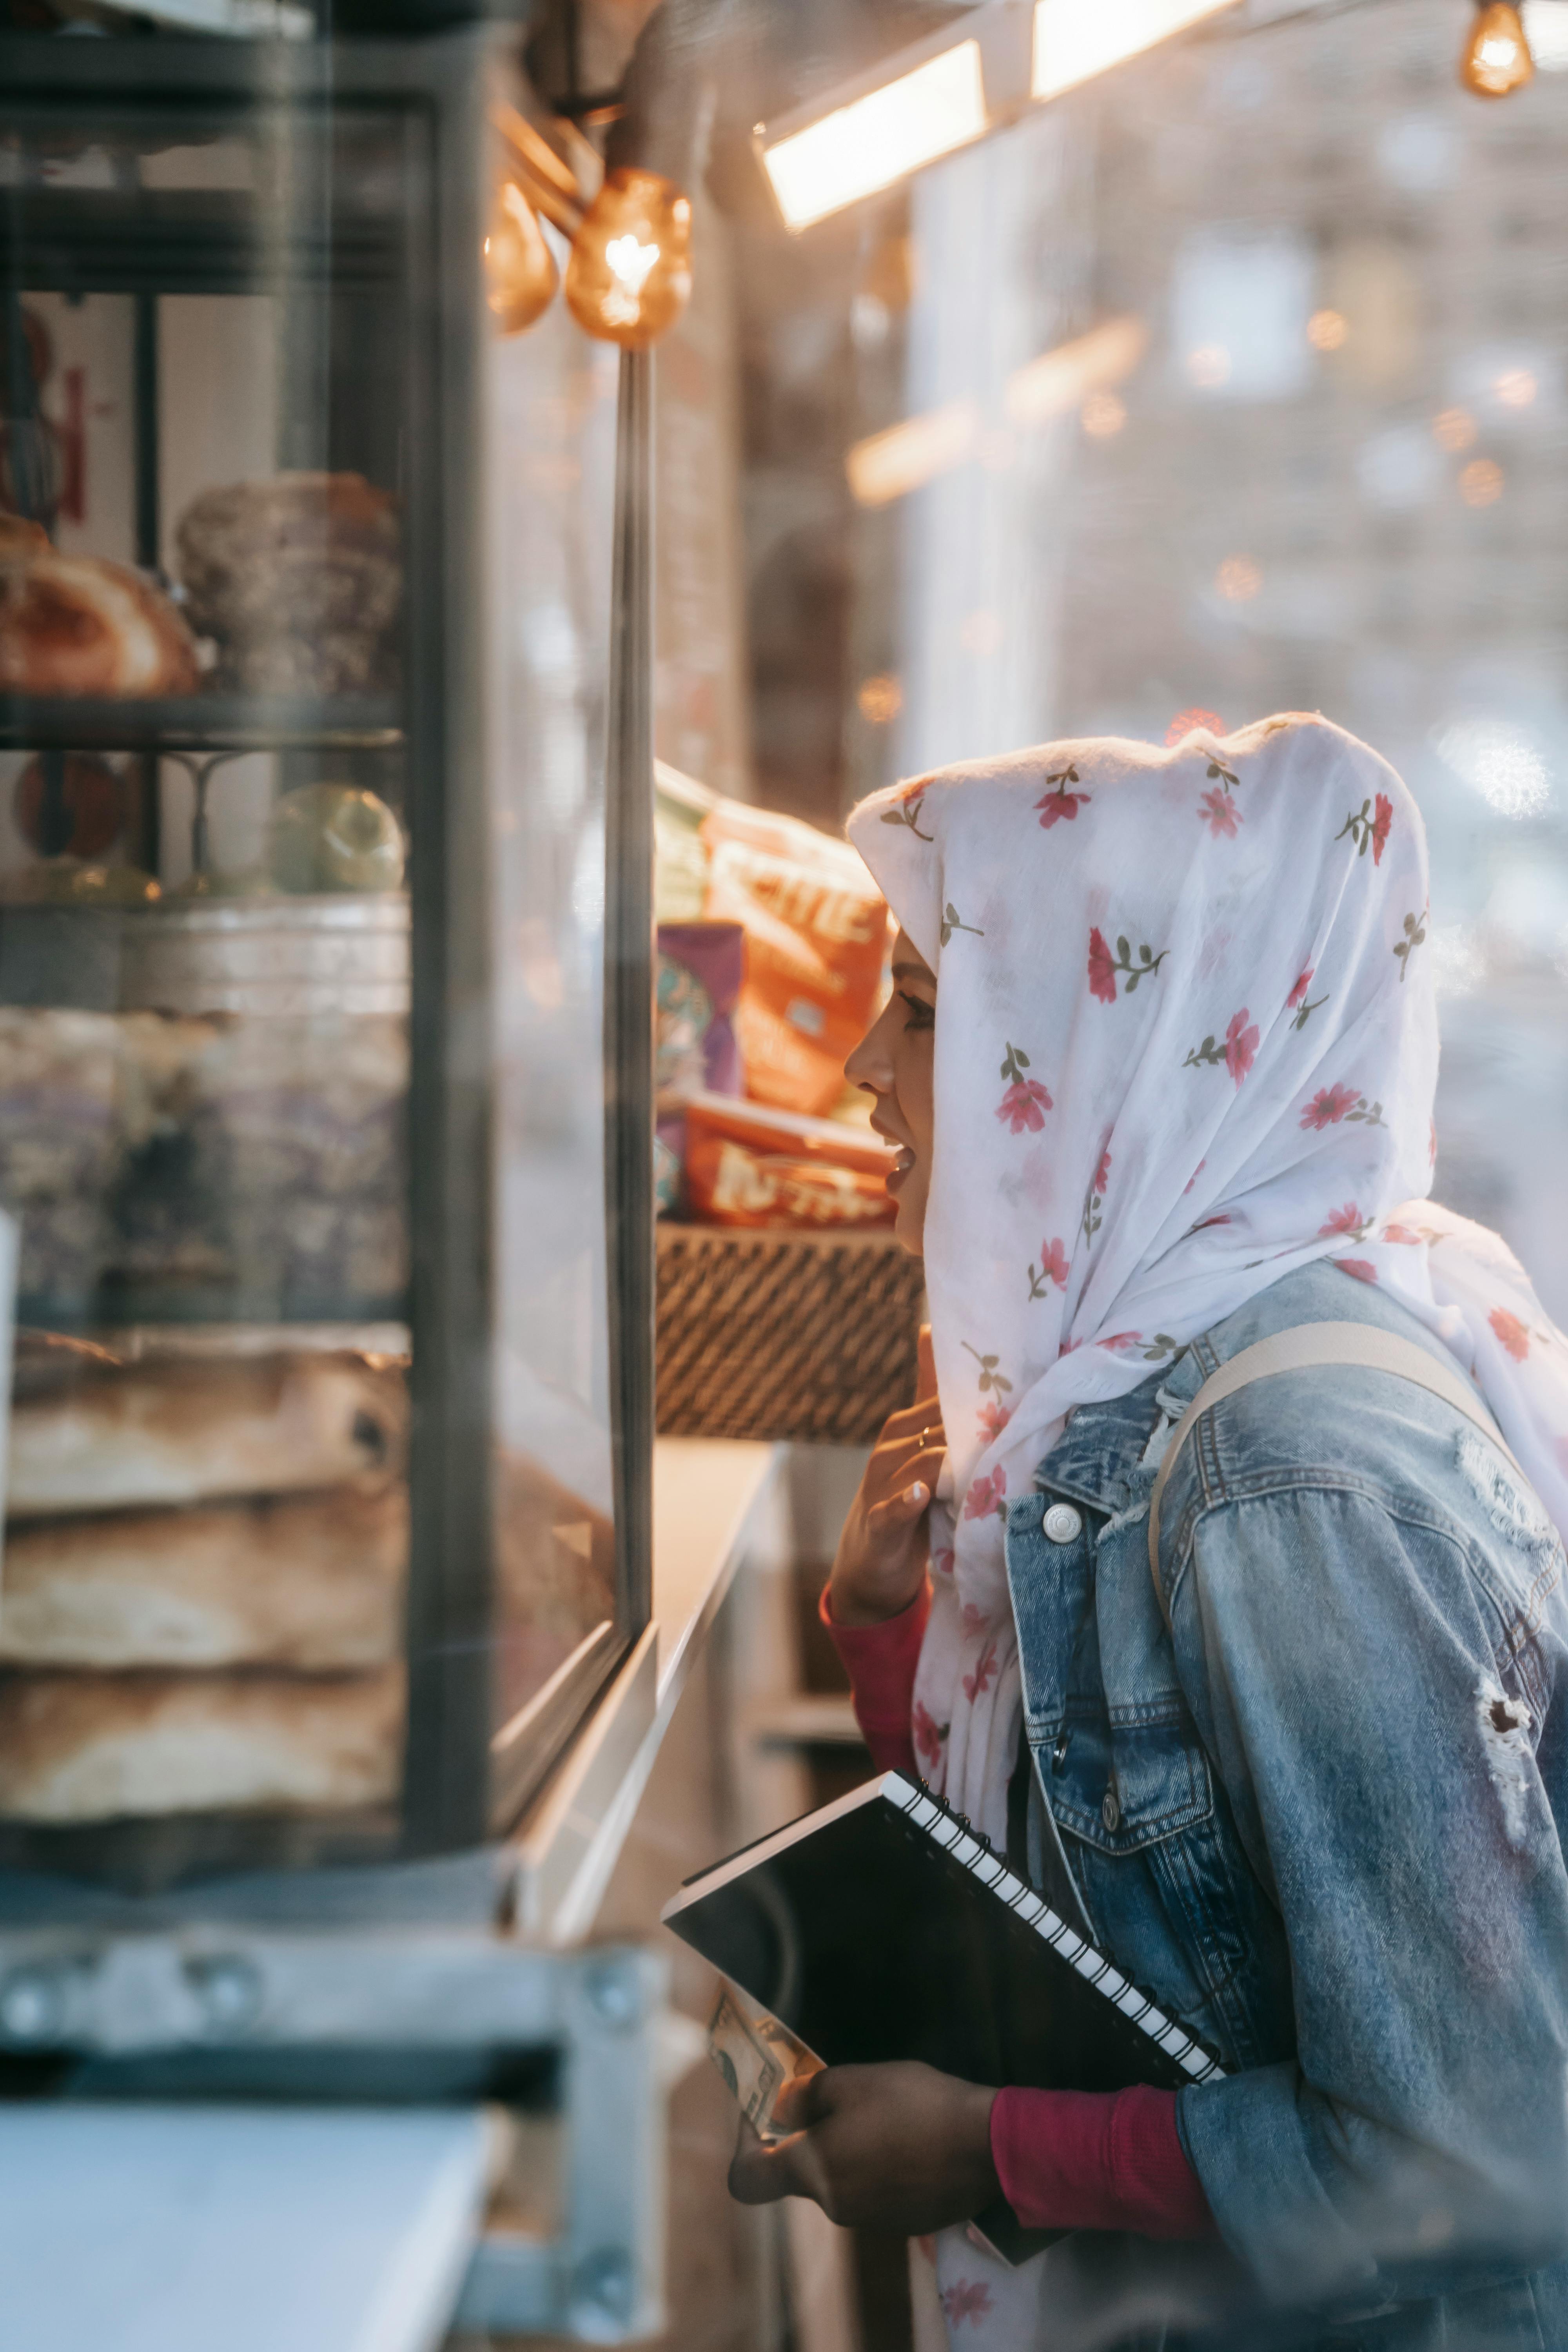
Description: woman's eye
xmin=898 ymin=991 xmax=935 ymax=1031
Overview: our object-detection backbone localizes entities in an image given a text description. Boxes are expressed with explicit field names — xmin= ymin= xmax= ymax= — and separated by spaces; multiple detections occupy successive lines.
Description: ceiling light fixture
xmin=1460 ymin=0 xmax=1535 ymax=93
xmin=1031 ymin=0 xmax=1240 ymax=101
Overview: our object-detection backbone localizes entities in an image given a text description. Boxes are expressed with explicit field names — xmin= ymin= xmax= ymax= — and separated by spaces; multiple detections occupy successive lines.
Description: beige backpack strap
xmin=1147 ymin=1320 xmax=1522 ymax=1623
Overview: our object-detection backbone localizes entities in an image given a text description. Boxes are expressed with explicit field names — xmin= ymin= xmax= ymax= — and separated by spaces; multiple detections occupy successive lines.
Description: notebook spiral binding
xmin=892 ymin=1774 xmax=1226 ymax=2086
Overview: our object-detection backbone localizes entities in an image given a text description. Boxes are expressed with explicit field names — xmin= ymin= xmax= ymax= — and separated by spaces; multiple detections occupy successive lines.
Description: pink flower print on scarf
xmin=1082 ymin=1144 xmax=1111 ymax=1243
xmin=1383 ymin=1221 xmax=1423 ymax=1245
xmin=1337 ymin=792 xmax=1393 ymax=866
xmin=1491 ymin=1307 xmax=1532 ymax=1361
xmin=913 ymin=1701 xmax=947 ymax=1771
xmin=941 ymin=2280 xmax=995 ymax=2328
xmin=1335 ymin=1259 xmax=1377 ymax=1283
xmin=1183 ymin=1008 xmax=1258 ymax=1087
xmin=1199 ymin=787 xmax=1240 ymax=839
xmin=1027 ymin=1235 xmax=1070 ymax=1301
xmin=1089 ymin=925 xmax=1169 ymax=1003
xmin=1035 ymin=764 xmax=1090 ymax=828
xmin=961 ymin=1641 xmax=999 ymax=1704
xmin=976 ymin=1395 xmax=1012 ymax=1443
xmin=996 ymin=1041 xmax=1052 ymax=1132
xmin=1319 ymin=1201 xmax=1368 ymax=1240
xmin=1288 ymin=967 xmax=1328 ymax=1029
xmin=1301 ymin=1083 xmax=1385 ymax=1131
xmin=963 ymin=1466 xmax=1007 ymax=1522
xmin=879 ymin=782 xmax=933 ymax=841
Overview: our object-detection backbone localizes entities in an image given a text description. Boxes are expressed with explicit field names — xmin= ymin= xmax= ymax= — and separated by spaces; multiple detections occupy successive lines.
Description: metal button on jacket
xmin=1102 ymin=1787 xmax=1122 ymax=1833
xmin=1042 ymin=1502 xmax=1083 ymax=1545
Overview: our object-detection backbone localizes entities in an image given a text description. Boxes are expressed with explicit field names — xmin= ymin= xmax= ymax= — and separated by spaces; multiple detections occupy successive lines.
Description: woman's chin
xmin=891 ymin=1190 xmax=926 ymax=1258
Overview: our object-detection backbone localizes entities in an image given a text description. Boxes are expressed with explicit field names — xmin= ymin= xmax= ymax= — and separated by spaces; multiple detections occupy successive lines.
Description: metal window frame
xmin=0 ymin=26 xmax=652 ymax=1892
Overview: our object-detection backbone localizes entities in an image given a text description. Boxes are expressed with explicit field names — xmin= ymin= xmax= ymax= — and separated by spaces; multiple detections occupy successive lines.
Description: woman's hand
xmin=828 ymin=1330 xmax=947 ymax=1628
xmin=728 ymin=2063 xmax=1000 ymax=2234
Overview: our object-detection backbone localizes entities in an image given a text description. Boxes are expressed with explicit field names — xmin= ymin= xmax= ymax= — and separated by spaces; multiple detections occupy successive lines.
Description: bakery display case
xmin=0 ymin=26 xmax=652 ymax=1891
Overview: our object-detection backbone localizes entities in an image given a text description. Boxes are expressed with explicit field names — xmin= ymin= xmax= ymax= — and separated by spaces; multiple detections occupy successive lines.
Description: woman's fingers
xmin=728 ymin=2116 xmax=822 ymax=2207
xmin=916 ymin=1323 xmax=937 ymax=1401
xmin=877 ymin=1397 xmax=949 ymax=1448
xmin=866 ymin=1443 xmax=947 ymax=1518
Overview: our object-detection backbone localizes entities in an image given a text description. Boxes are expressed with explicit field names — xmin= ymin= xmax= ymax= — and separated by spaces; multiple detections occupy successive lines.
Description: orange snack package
xmin=700 ymin=800 xmax=889 ymax=1117
xmin=682 ymin=1094 xmax=897 ymax=1230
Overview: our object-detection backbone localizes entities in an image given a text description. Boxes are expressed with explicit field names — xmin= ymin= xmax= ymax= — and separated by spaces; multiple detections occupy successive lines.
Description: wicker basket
xmin=655 ymin=1223 xmax=925 ymax=1445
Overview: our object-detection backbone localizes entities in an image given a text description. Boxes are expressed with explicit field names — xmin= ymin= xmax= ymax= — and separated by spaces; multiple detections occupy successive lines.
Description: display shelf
xmin=10 ymin=187 xmax=402 ymax=300
xmin=0 ymin=693 xmax=403 ymax=756
xmin=16 ymin=1288 xmax=412 ymax=1336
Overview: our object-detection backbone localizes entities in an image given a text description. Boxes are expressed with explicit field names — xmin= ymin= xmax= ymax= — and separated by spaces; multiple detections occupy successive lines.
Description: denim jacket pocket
xmin=1043 ymin=1700 xmax=1214 ymax=1857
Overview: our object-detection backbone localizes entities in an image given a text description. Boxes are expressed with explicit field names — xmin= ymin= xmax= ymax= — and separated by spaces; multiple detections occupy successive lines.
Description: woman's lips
xmin=886 ymin=1145 xmax=917 ymax=1194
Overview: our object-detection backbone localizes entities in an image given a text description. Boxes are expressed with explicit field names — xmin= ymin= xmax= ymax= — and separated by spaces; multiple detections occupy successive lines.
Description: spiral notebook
xmin=662 ymin=1769 xmax=1223 ymax=2263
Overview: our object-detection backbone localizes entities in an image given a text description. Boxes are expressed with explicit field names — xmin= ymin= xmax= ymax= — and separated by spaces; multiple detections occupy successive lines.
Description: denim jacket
xmin=1008 ymin=1258 xmax=1568 ymax=2349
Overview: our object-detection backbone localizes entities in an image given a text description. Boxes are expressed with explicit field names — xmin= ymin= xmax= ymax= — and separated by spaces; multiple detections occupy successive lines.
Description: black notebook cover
xmin=662 ymin=1771 xmax=1224 ymax=2262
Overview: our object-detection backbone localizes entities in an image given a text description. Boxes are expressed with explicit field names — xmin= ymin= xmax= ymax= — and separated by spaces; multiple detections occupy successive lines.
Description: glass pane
xmin=486 ymin=269 xmax=623 ymax=1821
xmin=0 ymin=80 xmax=417 ymax=1863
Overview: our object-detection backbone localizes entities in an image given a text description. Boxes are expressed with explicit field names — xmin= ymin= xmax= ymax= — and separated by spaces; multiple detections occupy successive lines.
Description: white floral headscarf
xmin=848 ymin=713 xmax=1568 ymax=1857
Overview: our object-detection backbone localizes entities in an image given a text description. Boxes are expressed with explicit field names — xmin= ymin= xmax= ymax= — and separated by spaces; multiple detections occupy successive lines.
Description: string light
xmin=1460 ymin=0 xmax=1534 ymax=94
xmin=564 ymin=167 xmax=693 ymax=350
xmin=484 ymin=178 xmax=558 ymax=335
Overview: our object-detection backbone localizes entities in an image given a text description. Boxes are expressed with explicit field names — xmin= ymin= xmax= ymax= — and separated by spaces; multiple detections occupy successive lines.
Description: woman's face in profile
xmin=846 ymin=927 xmax=936 ymax=1256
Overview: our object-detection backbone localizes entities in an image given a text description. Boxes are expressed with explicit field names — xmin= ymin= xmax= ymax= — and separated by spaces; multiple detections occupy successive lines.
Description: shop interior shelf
xmin=0 ymin=693 xmax=404 ymax=756
xmin=17 ymin=1290 xmax=413 ymax=1335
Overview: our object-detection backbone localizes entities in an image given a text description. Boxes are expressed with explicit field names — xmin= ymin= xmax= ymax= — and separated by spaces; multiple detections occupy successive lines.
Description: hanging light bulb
xmin=1460 ymin=0 xmax=1534 ymax=94
xmin=563 ymin=167 xmax=692 ymax=351
xmin=484 ymin=177 xmax=558 ymax=335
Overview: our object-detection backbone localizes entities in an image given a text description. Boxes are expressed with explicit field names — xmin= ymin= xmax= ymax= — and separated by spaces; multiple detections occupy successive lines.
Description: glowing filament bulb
xmin=1460 ymin=1 xmax=1534 ymax=94
xmin=485 ymin=178 xmax=558 ymax=334
xmin=564 ymin=168 xmax=693 ymax=350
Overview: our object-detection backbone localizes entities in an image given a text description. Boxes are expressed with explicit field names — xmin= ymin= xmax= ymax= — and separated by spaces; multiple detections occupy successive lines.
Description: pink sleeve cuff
xmin=820 ymin=1579 xmax=930 ymax=1776
xmin=990 ymin=2085 xmax=1215 ymax=2241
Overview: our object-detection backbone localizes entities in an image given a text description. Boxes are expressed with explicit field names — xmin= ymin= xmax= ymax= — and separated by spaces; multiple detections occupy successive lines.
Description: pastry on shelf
xmin=0 ymin=1007 xmax=125 ymax=1308
xmin=0 ymin=1479 xmax=407 ymax=1672
xmin=0 ymin=544 xmax=198 ymax=697
xmin=270 ymin=783 xmax=405 ymax=893
xmin=6 ymin=1349 xmax=407 ymax=1518
xmin=0 ymin=1662 xmax=405 ymax=1820
xmin=111 ymin=1011 xmax=410 ymax=1311
xmin=175 ymin=472 xmax=402 ymax=697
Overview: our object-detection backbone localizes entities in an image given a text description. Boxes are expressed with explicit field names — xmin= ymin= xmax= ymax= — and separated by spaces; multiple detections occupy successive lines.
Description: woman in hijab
xmin=730 ymin=716 xmax=1568 ymax=2349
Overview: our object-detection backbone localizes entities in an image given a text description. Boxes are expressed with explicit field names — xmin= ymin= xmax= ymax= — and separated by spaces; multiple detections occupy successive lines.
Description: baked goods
xmin=0 ymin=1008 xmax=408 ymax=1314
xmin=113 ymin=1011 xmax=409 ymax=1309
xmin=0 ymin=515 xmax=49 ymax=561
xmin=175 ymin=473 xmax=402 ymax=696
xmin=0 ymin=546 xmax=198 ymax=696
xmin=0 ymin=1481 xmax=407 ymax=1670
xmin=7 ymin=1352 xmax=407 ymax=1517
xmin=270 ymin=784 xmax=405 ymax=894
xmin=0 ymin=1007 xmax=123 ymax=1307
xmin=0 ymin=1664 xmax=405 ymax=1820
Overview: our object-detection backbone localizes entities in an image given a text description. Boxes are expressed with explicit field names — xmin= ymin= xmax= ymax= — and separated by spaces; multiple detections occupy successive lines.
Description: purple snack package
xmin=656 ymin=920 xmax=744 ymax=1099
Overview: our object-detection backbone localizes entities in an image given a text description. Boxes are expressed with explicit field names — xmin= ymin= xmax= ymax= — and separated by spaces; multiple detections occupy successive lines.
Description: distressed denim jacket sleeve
xmin=1170 ymin=1467 xmax=1568 ymax=2314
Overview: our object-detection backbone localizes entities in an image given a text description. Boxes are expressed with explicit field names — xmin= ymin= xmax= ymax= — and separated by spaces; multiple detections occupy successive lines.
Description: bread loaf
xmin=176 ymin=473 xmax=401 ymax=696
xmin=0 ymin=1665 xmax=405 ymax=1820
xmin=7 ymin=1353 xmax=407 ymax=1518
xmin=0 ymin=548 xmax=198 ymax=696
xmin=0 ymin=1481 xmax=407 ymax=1670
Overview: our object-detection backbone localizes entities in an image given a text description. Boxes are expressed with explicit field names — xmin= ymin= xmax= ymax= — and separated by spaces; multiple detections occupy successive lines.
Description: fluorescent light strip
xmin=762 ymin=39 xmax=987 ymax=232
xmin=846 ymin=316 xmax=1147 ymax=508
xmin=1032 ymin=0 xmax=1239 ymax=102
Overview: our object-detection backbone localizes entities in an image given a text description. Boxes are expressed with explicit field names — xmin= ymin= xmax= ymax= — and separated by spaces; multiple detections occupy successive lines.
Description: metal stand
xmin=0 ymin=1927 xmax=670 ymax=2343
